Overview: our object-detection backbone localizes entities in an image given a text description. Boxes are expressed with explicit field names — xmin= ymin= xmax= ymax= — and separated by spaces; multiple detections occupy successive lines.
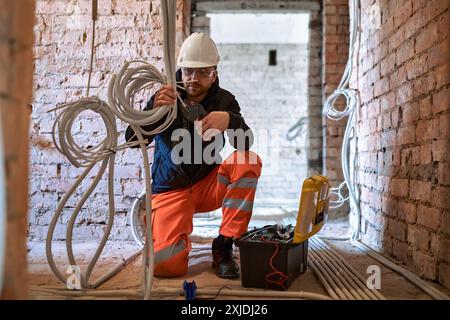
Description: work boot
xmin=211 ymin=235 xmax=240 ymax=279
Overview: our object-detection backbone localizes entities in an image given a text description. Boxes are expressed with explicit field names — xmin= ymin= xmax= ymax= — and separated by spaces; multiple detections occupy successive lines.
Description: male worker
xmin=126 ymin=33 xmax=262 ymax=279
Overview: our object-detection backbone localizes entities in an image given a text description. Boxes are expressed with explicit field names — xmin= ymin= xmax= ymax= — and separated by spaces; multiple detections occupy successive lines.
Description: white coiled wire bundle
xmin=46 ymin=96 xmax=127 ymax=289
xmin=322 ymin=0 xmax=360 ymax=227
xmin=46 ymin=0 xmax=178 ymax=300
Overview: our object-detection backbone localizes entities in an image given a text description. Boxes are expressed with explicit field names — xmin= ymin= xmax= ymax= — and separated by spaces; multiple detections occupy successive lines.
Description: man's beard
xmin=185 ymin=83 xmax=208 ymax=98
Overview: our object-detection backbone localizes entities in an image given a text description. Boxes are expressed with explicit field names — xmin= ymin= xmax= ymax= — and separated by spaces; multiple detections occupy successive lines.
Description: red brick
xmin=396 ymin=83 xmax=413 ymax=105
xmin=377 ymin=176 xmax=390 ymax=192
xmin=415 ymin=21 xmax=438 ymax=54
xmin=428 ymin=40 xmax=449 ymax=69
xmin=401 ymin=148 xmax=415 ymax=166
xmin=413 ymin=227 xmax=431 ymax=251
xmin=382 ymin=196 xmax=398 ymax=217
xmin=412 ymin=74 xmax=437 ymax=99
xmin=413 ymin=250 xmax=437 ymax=280
xmin=431 ymin=187 xmax=450 ymax=210
xmin=439 ymin=263 xmax=450 ymax=290
xmin=380 ymin=15 xmax=394 ymax=39
xmin=392 ymin=240 xmax=408 ymax=261
xmin=389 ymin=219 xmax=407 ymax=242
xmin=406 ymin=53 xmax=429 ymax=80
xmin=374 ymin=78 xmax=390 ymax=97
xmin=419 ymin=143 xmax=432 ymax=164
xmin=393 ymin=0 xmax=413 ymax=29
xmin=396 ymin=39 xmax=415 ymax=66
xmin=397 ymin=125 xmax=415 ymax=145
xmin=392 ymin=107 xmax=401 ymax=127
xmin=432 ymin=140 xmax=449 ymax=161
xmin=417 ymin=205 xmax=441 ymax=231
xmin=439 ymin=114 xmax=450 ymax=139
xmin=391 ymin=179 xmax=409 ymax=197
xmin=443 ymin=211 xmax=450 ymax=236
xmin=437 ymin=9 xmax=450 ymax=41
xmin=435 ymin=64 xmax=450 ymax=90
xmin=381 ymin=54 xmax=396 ymax=76
xmin=407 ymin=224 xmax=418 ymax=243
xmin=419 ymin=96 xmax=432 ymax=119
xmin=380 ymin=92 xmax=396 ymax=111
xmin=438 ymin=162 xmax=450 ymax=186
xmin=416 ymin=119 xmax=439 ymax=142
xmin=399 ymin=200 xmax=417 ymax=223
xmin=381 ymin=130 xmax=396 ymax=147
xmin=324 ymin=5 xmax=338 ymax=16
xmin=436 ymin=238 xmax=450 ymax=263
xmin=409 ymin=180 xmax=432 ymax=202
xmin=412 ymin=146 xmax=421 ymax=165
xmin=432 ymin=87 xmax=450 ymax=114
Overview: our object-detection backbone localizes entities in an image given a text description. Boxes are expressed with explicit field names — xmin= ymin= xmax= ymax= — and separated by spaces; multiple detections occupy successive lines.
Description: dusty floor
xmin=28 ymin=220 xmax=450 ymax=300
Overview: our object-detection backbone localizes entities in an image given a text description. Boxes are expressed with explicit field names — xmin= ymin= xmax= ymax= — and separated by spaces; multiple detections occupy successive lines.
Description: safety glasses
xmin=181 ymin=67 xmax=215 ymax=79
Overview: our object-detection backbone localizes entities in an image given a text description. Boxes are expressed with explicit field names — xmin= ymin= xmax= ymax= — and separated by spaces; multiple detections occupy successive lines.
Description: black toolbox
xmin=235 ymin=225 xmax=308 ymax=290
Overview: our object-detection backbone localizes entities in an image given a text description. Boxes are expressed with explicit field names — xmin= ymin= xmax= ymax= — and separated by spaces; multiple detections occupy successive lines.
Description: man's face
xmin=181 ymin=67 xmax=217 ymax=99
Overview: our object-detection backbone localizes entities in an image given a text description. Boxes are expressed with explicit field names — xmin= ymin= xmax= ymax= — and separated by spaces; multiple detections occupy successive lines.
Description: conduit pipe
xmin=29 ymin=286 xmax=332 ymax=300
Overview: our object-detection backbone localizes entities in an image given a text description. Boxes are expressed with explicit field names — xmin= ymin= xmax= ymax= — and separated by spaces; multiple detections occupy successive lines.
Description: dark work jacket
xmin=125 ymin=69 xmax=254 ymax=194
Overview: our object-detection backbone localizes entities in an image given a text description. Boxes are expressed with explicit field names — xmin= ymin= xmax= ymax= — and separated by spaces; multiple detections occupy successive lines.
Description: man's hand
xmin=153 ymin=85 xmax=177 ymax=108
xmin=195 ymin=111 xmax=230 ymax=141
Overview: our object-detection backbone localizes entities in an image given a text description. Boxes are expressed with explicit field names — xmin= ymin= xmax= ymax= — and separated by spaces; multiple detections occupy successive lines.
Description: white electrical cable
xmin=322 ymin=0 xmax=360 ymax=214
xmin=308 ymin=252 xmax=350 ymax=299
xmin=311 ymin=237 xmax=385 ymax=300
xmin=46 ymin=97 xmax=141 ymax=288
xmin=307 ymin=258 xmax=340 ymax=300
xmin=46 ymin=0 xmax=179 ymax=300
xmin=108 ymin=0 xmax=178 ymax=300
xmin=321 ymin=0 xmax=449 ymax=300
xmin=29 ymin=286 xmax=332 ymax=300
xmin=0 ymin=113 xmax=5 ymax=295
xmin=310 ymin=249 xmax=364 ymax=300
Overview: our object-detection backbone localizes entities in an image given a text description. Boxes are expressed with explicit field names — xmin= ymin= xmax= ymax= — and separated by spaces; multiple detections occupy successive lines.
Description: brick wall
xmin=217 ymin=43 xmax=309 ymax=211
xmin=30 ymin=0 xmax=189 ymax=241
xmin=352 ymin=0 xmax=450 ymax=289
xmin=322 ymin=0 xmax=350 ymax=219
xmin=0 ymin=0 xmax=35 ymax=299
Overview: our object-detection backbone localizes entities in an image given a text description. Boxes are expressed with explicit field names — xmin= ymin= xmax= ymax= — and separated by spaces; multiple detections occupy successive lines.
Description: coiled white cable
xmin=46 ymin=97 xmax=141 ymax=288
xmin=107 ymin=0 xmax=178 ymax=300
xmin=322 ymin=0 xmax=360 ymax=215
xmin=46 ymin=0 xmax=178 ymax=300
xmin=107 ymin=61 xmax=177 ymax=133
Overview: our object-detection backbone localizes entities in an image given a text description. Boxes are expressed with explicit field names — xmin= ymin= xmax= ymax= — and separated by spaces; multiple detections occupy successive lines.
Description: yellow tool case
xmin=293 ymin=175 xmax=330 ymax=244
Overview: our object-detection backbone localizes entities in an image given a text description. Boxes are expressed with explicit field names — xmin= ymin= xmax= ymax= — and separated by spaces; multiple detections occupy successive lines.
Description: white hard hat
xmin=177 ymin=33 xmax=220 ymax=68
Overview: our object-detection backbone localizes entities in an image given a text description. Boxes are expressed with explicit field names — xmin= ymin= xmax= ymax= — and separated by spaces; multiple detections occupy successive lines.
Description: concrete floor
xmin=28 ymin=221 xmax=450 ymax=300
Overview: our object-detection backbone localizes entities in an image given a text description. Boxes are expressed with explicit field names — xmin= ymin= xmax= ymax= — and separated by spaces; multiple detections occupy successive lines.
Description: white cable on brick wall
xmin=46 ymin=97 xmax=142 ymax=288
xmin=321 ymin=0 xmax=449 ymax=300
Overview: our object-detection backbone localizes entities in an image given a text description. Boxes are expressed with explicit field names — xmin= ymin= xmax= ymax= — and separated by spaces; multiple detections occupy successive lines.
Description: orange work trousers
xmin=150 ymin=150 xmax=262 ymax=277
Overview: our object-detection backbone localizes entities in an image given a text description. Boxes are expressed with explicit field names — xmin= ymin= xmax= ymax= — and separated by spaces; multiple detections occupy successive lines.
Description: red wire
xmin=264 ymin=241 xmax=288 ymax=290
